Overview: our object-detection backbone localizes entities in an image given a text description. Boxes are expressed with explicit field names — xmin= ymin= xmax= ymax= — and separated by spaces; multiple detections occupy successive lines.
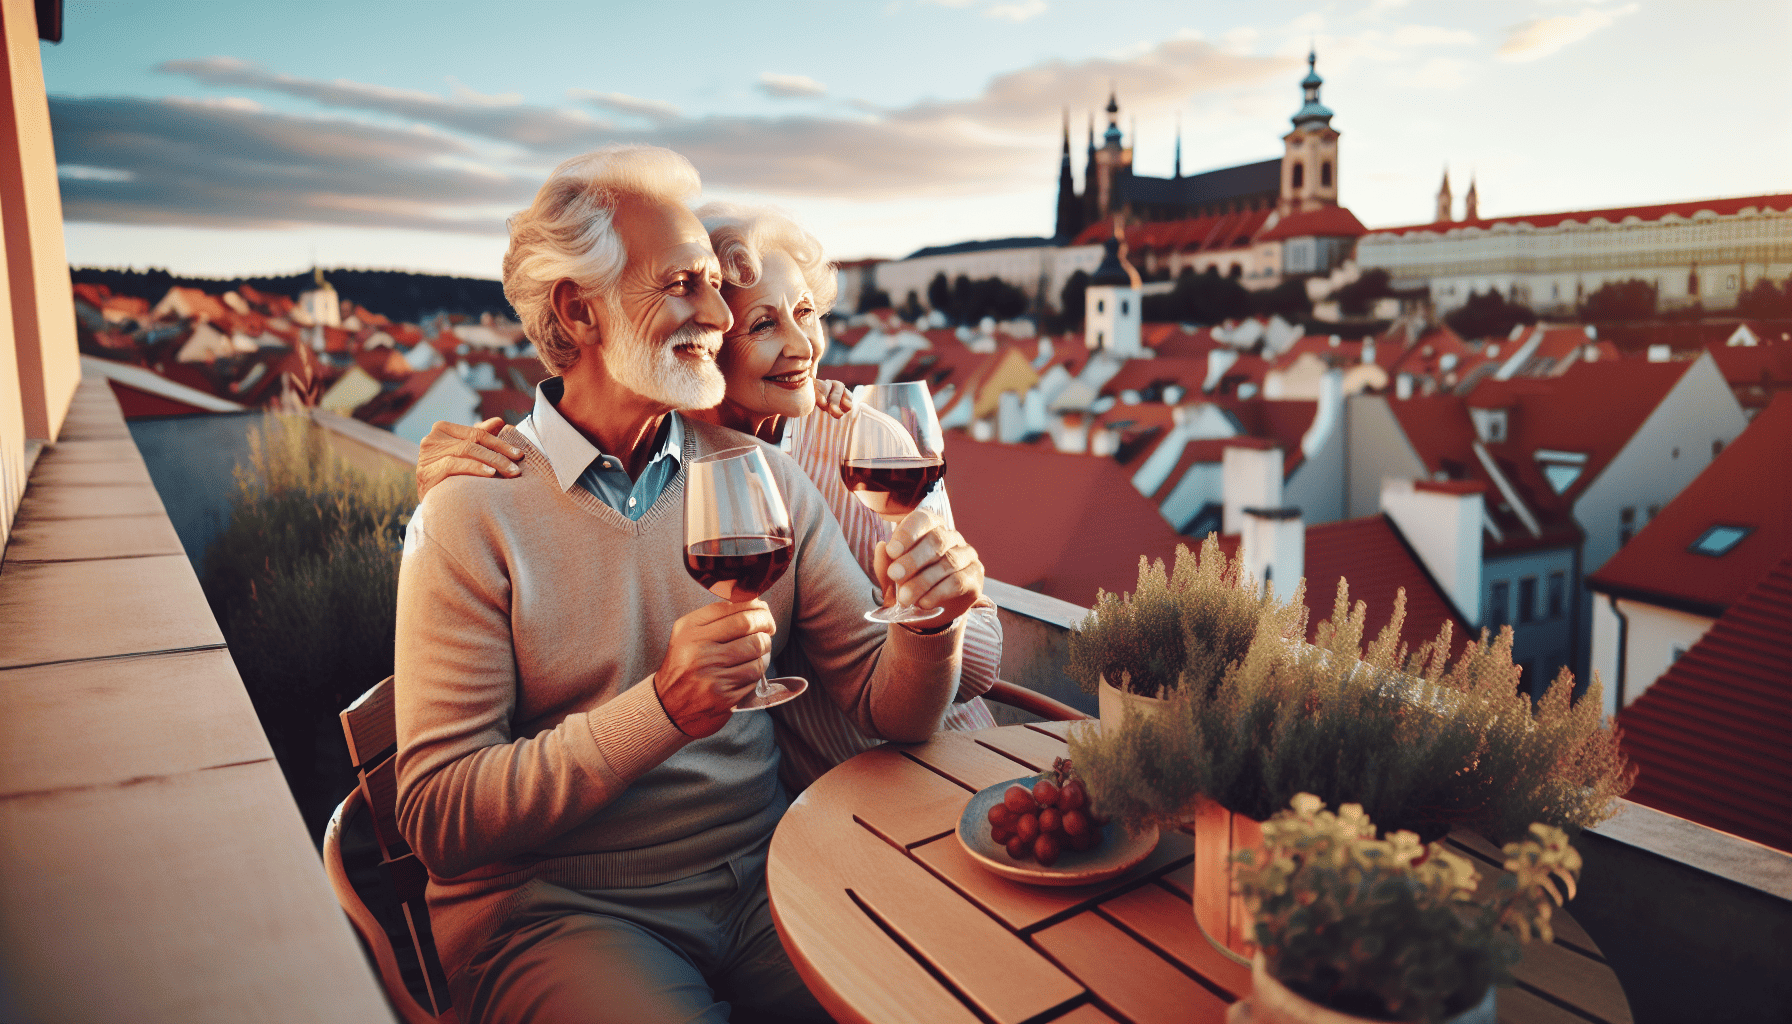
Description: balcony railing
xmin=2 ymin=385 xmax=1786 ymax=1023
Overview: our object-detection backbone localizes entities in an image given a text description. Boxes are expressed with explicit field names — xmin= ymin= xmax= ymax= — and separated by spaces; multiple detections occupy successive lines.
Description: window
xmin=1097 ymin=299 xmax=1105 ymax=313
xmin=1320 ymin=161 xmax=1332 ymax=187
xmin=1689 ymin=524 xmax=1753 ymax=556
xmin=1619 ymin=507 xmax=1635 ymax=545
xmin=1713 ymin=439 xmax=1725 ymax=457
xmin=1488 ymin=581 xmax=1510 ymax=627
xmin=1646 ymin=503 xmax=1660 ymax=521
xmin=1292 ymin=163 xmax=1304 ymax=189
xmin=1517 ymin=578 xmax=1537 ymax=624
xmin=1726 ymin=274 xmax=1737 ymax=290
xmin=1546 ymin=572 xmax=1565 ymax=619
xmin=1670 ymin=644 xmax=1687 ymax=663
xmin=1120 ymin=299 xmax=1129 ymax=315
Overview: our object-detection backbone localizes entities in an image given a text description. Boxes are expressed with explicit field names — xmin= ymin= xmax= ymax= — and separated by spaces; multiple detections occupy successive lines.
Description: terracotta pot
xmin=1227 ymin=953 xmax=1497 ymax=1024
xmin=1192 ymin=796 xmax=1264 ymax=966
xmin=1096 ymin=674 xmax=1171 ymax=734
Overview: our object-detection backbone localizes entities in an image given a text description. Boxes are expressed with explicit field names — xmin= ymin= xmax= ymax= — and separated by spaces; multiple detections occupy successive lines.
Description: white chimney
xmin=1395 ymin=372 xmax=1414 ymax=400
xmin=1241 ymin=506 xmax=1304 ymax=600
xmin=1380 ymin=478 xmax=1484 ymax=626
xmin=1223 ymin=444 xmax=1283 ymax=535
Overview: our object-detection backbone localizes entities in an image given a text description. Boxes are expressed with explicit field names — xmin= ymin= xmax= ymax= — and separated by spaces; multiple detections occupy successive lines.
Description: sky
xmin=42 ymin=0 xmax=1792 ymax=281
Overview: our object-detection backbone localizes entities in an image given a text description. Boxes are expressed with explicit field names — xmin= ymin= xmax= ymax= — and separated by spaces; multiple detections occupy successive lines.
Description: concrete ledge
xmin=0 ymin=371 xmax=395 ymax=1023
xmin=311 ymin=408 xmax=419 ymax=474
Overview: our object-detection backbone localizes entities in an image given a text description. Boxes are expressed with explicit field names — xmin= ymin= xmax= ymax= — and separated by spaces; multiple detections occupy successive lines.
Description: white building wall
xmin=390 ymin=373 xmax=481 ymax=446
xmin=873 ymin=245 xmax=1104 ymax=315
xmin=1589 ymin=596 xmax=1717 ymax=718
xmin=1356 ymin=203 xmax=1792 ymax=315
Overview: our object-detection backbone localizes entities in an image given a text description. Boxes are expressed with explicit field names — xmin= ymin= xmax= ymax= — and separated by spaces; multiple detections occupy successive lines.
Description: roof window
xmin=1534 ymin=449 xmax=1587 ymax=494
xmin=1689 ymin=525 xmax=1752 ymax=557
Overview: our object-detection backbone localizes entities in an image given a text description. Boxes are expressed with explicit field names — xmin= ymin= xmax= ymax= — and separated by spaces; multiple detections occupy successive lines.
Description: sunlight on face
xmin=717 ymin=249 xmax=828 ymax=421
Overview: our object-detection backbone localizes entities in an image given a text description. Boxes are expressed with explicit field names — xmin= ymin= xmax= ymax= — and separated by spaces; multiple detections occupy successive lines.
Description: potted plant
xmin=1069 ymin=564 xmax=1631 ymax=962
xmin=1227 ymin=794 xmax=1582 ymax=1024
xmin=1066 ymin=536 xmax=1285 ymax=730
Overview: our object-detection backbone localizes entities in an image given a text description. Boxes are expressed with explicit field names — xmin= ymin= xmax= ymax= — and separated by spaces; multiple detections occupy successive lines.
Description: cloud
xmin=1499 ymin=4 xmax=1637 ymax=62
xmin=985 ymin=0 xmax=1047 ymax=23
xmin=757 ymin=73 xmax=828 ymax=99
xmin=50 ymin=96 xmax=532 ymax=232
xmin=77 ymin=38 xmax=1293 ymax=229
xmin=568 ymin=89 xmax=682 ymax=122
xmin=1401 ymin=57 xmax=1472 ymax=90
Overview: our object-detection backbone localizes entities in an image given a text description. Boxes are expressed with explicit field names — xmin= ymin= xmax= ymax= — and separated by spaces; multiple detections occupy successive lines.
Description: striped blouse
xmin=772 ymin=407 xmax=1000 ymax=790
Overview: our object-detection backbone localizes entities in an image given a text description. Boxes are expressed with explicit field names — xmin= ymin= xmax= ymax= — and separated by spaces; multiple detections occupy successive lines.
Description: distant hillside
xmin=69 ymin=266 xmax=515 ymax=325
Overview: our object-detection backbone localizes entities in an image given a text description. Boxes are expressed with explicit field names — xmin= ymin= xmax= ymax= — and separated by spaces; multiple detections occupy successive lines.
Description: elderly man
xmin=393 ymin=144 xmax=983 ymax=1024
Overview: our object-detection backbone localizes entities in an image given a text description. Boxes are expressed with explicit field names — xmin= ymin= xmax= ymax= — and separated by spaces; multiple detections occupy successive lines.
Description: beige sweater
xmin=394 ymin=418 xmax=962 ymax=904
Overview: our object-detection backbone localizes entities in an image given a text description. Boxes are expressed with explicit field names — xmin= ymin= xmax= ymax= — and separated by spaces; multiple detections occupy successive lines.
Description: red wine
xmin=841 ymin=457 xmax=946 ymax=521
xmin=685 ymin=535 xmax=793 ymax=601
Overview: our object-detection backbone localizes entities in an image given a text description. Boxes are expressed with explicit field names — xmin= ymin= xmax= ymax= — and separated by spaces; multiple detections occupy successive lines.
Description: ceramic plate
xmin=956 ymin=776 xmax=1159 ymax=887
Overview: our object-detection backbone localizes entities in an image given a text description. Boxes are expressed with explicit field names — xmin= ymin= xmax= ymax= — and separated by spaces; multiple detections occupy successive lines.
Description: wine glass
xmin=684 ymin=446 xmax=808 ymax=713
xmin=841 ymin=381 xmax=949 ymax=624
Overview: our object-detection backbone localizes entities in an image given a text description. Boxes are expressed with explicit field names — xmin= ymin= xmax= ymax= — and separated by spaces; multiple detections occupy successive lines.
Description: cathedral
xmin=1055 ymin=50 xmax=1343 ymax=242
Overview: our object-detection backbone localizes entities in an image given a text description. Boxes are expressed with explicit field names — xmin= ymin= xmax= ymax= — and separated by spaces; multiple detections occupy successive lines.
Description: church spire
xmin=1436 ymin=165 xmax=1454 ymax=223
xmin=1103 ymin=84 xmax=1123 ymax=148
xmin=1173 ymin=113 xmax=1182 ymax=178
xmin=1290 ymin=47 xmax=1333 ymax=130
xmin=1056 ymin=108 xmax=1082 ymax=242
xmin=1464 ymin=172 xmax=1479 ymax=221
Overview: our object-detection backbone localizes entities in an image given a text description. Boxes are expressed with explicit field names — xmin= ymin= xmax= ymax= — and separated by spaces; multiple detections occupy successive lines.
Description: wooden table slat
xmin=1032 ymin=911 xmax=1233 ymax=1024
xmin=814 ymin=747 xmax=980 ymax=848
xmin=911 ymin=828 xmax=1193 ymax=933
xmin=767 ymin=855 xmax=983 ymax=1024
xmin=1096 ymin=882 xmax=1251 ymax=1000
xmin=1026 ymin=720 xmax=1080 ymax=742
xmin=975 ymin=726 xmax=1082 ymax=774
xmin=898 ymin=731 xmax=1052 ymax=792
xmin=1497 ymin=982 xmax=1609 ymax=1024
xmin=1508 ymin=942 xmax=1633 ymax=1024
xmin=1050 ymin=1002 xmax=1125 ymax=1023
xmin=1445 ymin=835 xmax=1602 ymax=959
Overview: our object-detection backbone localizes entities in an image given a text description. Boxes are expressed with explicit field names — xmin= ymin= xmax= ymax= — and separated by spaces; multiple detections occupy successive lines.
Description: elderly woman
xmin=417 ymin=203 xmax=1000 ymax=790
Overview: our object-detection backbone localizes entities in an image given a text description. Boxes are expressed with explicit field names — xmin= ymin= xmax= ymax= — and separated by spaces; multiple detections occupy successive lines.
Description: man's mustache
xmin=666 ymin=323 xmax=723 ymax=358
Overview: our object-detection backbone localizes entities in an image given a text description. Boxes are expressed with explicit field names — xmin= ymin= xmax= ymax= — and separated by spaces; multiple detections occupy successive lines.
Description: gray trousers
xmin=448 ymin=841 xmax=832 ymax=1024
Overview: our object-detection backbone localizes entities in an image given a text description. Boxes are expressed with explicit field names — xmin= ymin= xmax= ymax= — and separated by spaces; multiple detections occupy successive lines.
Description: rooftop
xmin=1366 ymin=192 xmax=1792 ymax=237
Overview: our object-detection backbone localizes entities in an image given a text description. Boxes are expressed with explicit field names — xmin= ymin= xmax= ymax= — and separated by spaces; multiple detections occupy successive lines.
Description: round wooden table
xmin=768 ymin=723 xmax=1633 ymax=1024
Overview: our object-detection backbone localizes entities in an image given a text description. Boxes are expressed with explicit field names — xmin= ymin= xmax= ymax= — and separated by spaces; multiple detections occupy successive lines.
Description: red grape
xmin=1034 ymin=833 xmax=1062 ymax=866
xmin=1015 ymin=812 xmax=1040 ymax=845
xmin=1006 ymin=835 xmax=1028 ymax=859
xmin=1061 ymin=809 xmax=1090 ymax=838
xmin=1059 ymin=780 xmax=1087 ymax=812
xmin=990 ymin=826 xmax=1013 ymax=845
xmin=988 ymin=804 xmax=1015 ymax=829
xmin=1033 ymin=779 xmax=1061 ymax=807
xmin=1038 ymin=808 xmax=1061 ymax=834
xmin=1004 ymin=786 xmax=1038 ymax=814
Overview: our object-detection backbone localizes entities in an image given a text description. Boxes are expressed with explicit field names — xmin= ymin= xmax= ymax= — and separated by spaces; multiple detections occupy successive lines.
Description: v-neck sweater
xmin=394 ymin=418 xmax=963 ymax=907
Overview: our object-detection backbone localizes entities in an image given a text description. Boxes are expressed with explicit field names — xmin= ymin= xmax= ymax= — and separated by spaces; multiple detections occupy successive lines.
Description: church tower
xmin=1278 ymin=49 xmax=1339 ymax=217
xmin=1435 ymin=167 xmax=1454 ymax=223
xmin=1089 ymin=88 xmax=1132 ymax=221
xmin=1054 ymin=109 xmax=1082 ymax=241
xmin=1463 ymin=174 xmax=1479 ymax=222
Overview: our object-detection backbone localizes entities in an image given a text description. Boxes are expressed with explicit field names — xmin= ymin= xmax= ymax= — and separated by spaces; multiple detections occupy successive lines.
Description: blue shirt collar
xmin=521 ymin=376 xmax=685 ymax=494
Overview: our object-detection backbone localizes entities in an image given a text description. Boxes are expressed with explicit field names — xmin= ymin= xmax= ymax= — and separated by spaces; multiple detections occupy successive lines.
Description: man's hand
xmin=813 ymin=377 xmax=854 ymax=419
xmin=654 ymin=600 xmax=778 ymax=737
xmin=417 ymin=417 xmax=522 ymax=501
xmin=873 ymin=509 xmax=985 ymax=627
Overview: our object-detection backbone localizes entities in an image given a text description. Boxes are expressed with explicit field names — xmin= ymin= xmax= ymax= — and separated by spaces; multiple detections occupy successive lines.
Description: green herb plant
xmin=1066 ymin=535 xmax=1294 ymax=699
xmin=1068 ymin=543 xmax=1632 ymax=843
xmin=201 ymin=412 xmax=415 ymax=837
xmin=1235 ymin=794 xmax=1582 ymax=1023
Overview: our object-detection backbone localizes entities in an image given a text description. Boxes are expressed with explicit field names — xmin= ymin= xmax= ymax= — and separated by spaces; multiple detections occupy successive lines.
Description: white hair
xmin=694 ymin=202 xmax=839 ymax=314
xmin=503 ymin=145 xmax=703 ymax=374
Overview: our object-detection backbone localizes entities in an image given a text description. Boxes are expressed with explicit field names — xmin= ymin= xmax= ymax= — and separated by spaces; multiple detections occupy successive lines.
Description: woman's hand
xmin=873 ymin=509 xmax=985 ymax=628
xmin=813 ymin=377 xmax=854 ymax=419
xmin=416 ymin=417 xmax=522 ymax=502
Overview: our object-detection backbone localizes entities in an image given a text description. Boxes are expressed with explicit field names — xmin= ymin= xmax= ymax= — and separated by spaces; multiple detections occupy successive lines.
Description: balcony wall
xmin=990 ymin=587 xmax=1792 ymax=1024
xmin=0 ymin=374 xmax=396 ymax=1023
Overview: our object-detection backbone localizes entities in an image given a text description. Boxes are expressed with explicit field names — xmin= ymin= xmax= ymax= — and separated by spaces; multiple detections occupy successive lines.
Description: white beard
xmin=605 ymin=316 xmax=726 ymax=410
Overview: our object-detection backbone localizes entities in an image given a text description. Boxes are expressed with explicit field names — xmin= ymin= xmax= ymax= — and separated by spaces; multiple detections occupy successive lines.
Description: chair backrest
xmin=330 ymin=676 xmax=456 ymax=1023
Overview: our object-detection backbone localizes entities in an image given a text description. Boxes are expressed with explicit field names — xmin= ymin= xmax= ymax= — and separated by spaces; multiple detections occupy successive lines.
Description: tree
xmin=927 ymin=272 xmax=952 ymax=317
xmin=1580 ymin=279 xmax=1657 ymax=321
xmin=898 ymin=289 xmax=925 ymax=323
xmin=856 ymin=287 xmax=891 ymax=314
xmin=1253 ymin=278 xmax=1313 ymax=320
xmin=1335 ymin=268 xmax=1395 ymax=317
xmin=1737 ymin=275 xmax=1792 ymax=319
xmin=1144 ymin=266 xmax=1253 ymax=325
xmin=1446 ymin=289 xmax=1537 ymax=341
xmin=1060 ymin=269 xmax=1091 ymax=326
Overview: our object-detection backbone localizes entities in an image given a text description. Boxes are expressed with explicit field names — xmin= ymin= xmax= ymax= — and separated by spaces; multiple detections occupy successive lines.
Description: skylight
xmin=1689 ymin=525 xmax=1752 ymax=557
xmin=1535 ymin=450 xmax=1588 ymax=494
xmin=1541 ymin=464 xmax=1582 ymax=493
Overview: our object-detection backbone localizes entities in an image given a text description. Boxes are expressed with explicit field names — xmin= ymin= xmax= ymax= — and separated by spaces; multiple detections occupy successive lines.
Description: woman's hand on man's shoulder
xmin=417 ymin=417 xmax=523 ymax=501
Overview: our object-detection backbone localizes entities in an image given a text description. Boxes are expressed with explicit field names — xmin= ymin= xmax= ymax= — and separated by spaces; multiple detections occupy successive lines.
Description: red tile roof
xmin=355 ymin=366 xmax=448 ymax=428
xmin=943 ymin=436 xmax=1195 ymax=607
xmin=1256 ymin=205 xmax=1369 ymax=242
xmin=1302 ymin=516 xmax=1475 ymax=655
xmin=1141 ymin=324 xmax=1218 ymax=358
xmin=1617 ymin=549 xmax=1792 ymax=852
xmin=477 ymin=387 xmax=534 ymax=425
xmin=817 ymin=364 xmax=879 ymax=389
xmin=1071 ymin=209 xmax=1272 ymax=251
xmin=1587 ymin=393 xmax=1792 ymax=616
xmin=1097 ymin=358 xmax=1211 ymax=399
xmin=1366 ymin=193 xmax=1792 ymax=237
xmin=1708 ymin=344 xmax=1792 ymax=412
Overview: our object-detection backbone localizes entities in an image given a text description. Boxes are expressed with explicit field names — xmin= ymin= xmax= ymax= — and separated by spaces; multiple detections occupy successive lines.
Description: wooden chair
xmin=983 ymin=678 xmax=1092 ymax=723
xmin=322 ymin=677 xmax=457 ymax=1024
